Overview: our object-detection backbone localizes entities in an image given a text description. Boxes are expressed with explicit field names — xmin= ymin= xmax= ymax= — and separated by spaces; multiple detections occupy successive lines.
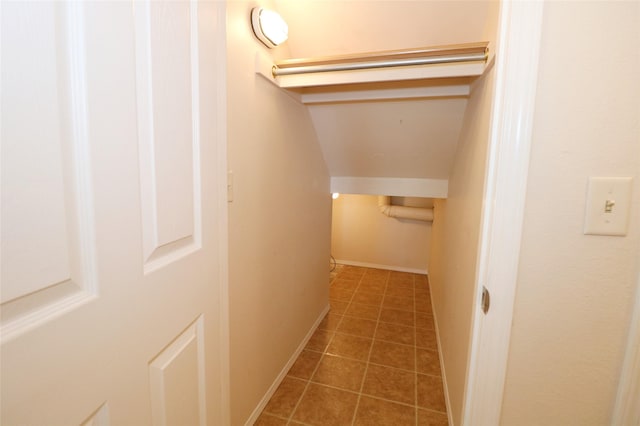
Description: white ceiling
xmin=272 ymin=1 xmax=496 ymax=194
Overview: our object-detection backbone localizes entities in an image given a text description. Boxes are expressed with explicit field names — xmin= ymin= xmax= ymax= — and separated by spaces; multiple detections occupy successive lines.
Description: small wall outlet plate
xmin=583 ymin=177 xmax=633 ymax=236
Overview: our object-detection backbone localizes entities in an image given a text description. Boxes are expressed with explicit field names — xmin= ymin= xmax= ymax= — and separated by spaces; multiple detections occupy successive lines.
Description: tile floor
xmin=255 ymin=265 xmax=448 ymax=426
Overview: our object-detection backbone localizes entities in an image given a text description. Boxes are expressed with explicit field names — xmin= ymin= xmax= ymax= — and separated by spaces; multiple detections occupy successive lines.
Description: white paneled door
xmin=1 ymin=1 xmax=227 ymax=425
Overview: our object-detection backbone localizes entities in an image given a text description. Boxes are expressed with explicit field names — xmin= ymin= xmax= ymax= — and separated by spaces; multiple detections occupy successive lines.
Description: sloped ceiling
xmin=272 ymin=1 xmax=496 ymax=196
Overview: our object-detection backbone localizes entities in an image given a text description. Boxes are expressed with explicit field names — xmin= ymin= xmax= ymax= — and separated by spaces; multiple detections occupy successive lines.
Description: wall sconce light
xmin=332 ymin=193 xmax=340 ymax=200
xmin=251 ymin=7 xmax=288 ymax=48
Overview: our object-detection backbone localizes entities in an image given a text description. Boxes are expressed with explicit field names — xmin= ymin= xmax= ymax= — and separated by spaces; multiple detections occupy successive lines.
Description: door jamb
xmin=462 ymin=1 xmax=545 ymax=424
xmin=611 ymin=271 xmax=640 ymax=425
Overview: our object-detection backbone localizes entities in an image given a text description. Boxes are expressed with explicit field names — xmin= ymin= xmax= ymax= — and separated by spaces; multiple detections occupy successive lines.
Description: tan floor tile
xmin=364 ymin=268 xmax=389 ymax=278
xmin=337 ymin=270 xmax=365 ymax=281
xmin=418 ymin=409 xmax=449 ymax=425
xmin=416 ymin=348 xmax=441 ymax=376
xmin=369 ymin=340 xmax=415 ymax=371
xmin=379 ymin=308 xmax=415 ymax=327
xmin=254 ymin=413 xmax=288 ymax=426
xmin=306 ymin=329 xmax=334 ymax=352
xmin=375 ymin=322 xmax=415 ymax=346
xmin=416 ymin=327 xmax=438 ymax=350
xmin=330 ymin=287 xmax=354 ymax=302
xmin=351 ymin=290 xmax=384 ymax=306
xmin=417 ymin=374 xmax=447 ymax=412
xmin=383 ymin=295 xmax=415 ymax=312
xmin=416 ymin=312 xmax=435 ymax=330
xmin=415 ymin=288 xmax=430 ymax=298
xmin=326 ymin=333 xmax=372 ymax=361
xmin=311 ymin=354 xmax=367 ymax=392
xmin=337 ymin=316 xmax=377 ymax=338
xmin=318 ymin=313 xmax=343 ymax=331
xmin=389 ymin=271 xmax=414 ymax=283
xmin=358 ymin=280 xmax=387 ymax=294
xmin=385 ymin=285 xmax=415 ymax=298
xmin=292 ymin=383 xmax=359 ymax=426
xmin=288 ymin=350 xmax=322 ymax=379
xmin=331 ymin=278 xmax=360 ymax=291
xmin=416 ymin=299 xmax=431 ymax=313
xmin=330 ymin=300 xmax=350 ymax=315
xmin=415 ymin=274 xmax=429 ymax=285
xmin=387 ymin=280 xmax=415 ymax=289
xmin=361 ymin=364 xmax=415 ymax=404
xmin=354 ymin=396 xmax=415 ymax=426
xmin=263 ymin=376 xmax=307 ymax=417
xmin=345 ymin=302 xmax=380 ymax=320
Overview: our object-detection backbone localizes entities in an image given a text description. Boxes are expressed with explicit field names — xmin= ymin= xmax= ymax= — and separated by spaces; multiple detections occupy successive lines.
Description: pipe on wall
xmin=378 ymin=196 xmax=434 ymax=222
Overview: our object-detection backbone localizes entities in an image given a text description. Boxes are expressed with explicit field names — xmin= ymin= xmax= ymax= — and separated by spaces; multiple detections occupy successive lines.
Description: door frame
xmin=213 ymin=1 xmax=231 ymax=424
xmin=462 ymin=0 xmax=545 ymax=424
xmin=612 ymin=270 xmax=640 ymax=424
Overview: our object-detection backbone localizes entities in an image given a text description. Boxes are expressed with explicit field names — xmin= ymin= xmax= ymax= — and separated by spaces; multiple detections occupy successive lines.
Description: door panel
xmin=1 ymin=1 xmax=225 ymax=424
xmin=134 ymin=0 xmax=201 ymax=273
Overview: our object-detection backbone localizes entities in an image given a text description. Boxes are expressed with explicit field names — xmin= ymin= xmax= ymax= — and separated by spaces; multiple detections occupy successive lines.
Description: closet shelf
xmin=256 ymin=42 xmax=491 ymax=103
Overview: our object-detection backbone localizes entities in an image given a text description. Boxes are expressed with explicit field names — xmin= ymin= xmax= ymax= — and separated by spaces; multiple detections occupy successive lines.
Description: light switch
xmin=583 ymin=177 xmax=633 ymax=236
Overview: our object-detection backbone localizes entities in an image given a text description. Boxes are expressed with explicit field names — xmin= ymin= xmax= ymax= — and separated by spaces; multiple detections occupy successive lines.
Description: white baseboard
xmin=335 ymin=259 xmax=428 ymax=275
xmin=244 ymin=304 xmax=330 ymax=426
xmin=429 ymin=284 xmax=454 ymax=426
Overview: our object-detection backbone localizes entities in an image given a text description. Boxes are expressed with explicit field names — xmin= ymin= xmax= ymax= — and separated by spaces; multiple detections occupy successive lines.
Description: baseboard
xmin=335 ymin=259 xmax=428 ymax=275
xmin=429 ymin=284 xmax=454 ymax=426
xmin=244 ymin=304 xmax=330 ymax=426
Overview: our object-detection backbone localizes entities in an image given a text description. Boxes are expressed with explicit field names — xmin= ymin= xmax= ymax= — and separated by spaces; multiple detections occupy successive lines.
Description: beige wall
xmin=226 ymin=2 xmax=332 ymax=424
xmin=331 ymin=194 xmax=431 ymax=272
xmin=428 ymin=62 xmax=496 ymax=425
xmin=501 ymin=2 xmax=640 ymax=424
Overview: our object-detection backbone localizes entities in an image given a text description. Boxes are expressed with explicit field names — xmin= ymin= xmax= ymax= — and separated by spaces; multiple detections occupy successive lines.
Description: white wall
xmin=226 ymin=2 xmax=332 ymax=424
xmin=331 ymin=194 xmax=431 ymax=273
xmin=501 ymin=2 xmax=640 ymax=424
xmin=428 ymin=60 xmax=496 ymax=426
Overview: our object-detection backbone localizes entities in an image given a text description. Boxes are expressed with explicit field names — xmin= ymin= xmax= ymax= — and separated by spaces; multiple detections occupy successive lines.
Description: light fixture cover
xmin=251 ymin=7 xmax=288 ymax=48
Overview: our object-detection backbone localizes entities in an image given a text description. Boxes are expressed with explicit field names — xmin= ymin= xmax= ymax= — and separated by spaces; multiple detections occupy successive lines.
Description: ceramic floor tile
xmin=354 ymin=396 xmax=415 ymax=426
xmin=311 ymin=354 xmax=367 ymax=392
xmin=326 ymin=333 xmax=373 ymax=361
xmin=358 ymin=280 xmax=387 ymax=294
xmin=416 ymin=348 xmax=441 ymax=376
xmin=331 ymin=278 xmax=360 ymax=291
xmin=382 ymin=295 xmax=415 ymax=312
xmin=330 ymin=287 xmax=355 ymax=302
xmin=369 ymin=340 xmax=415 ymax=371
xmin=336 ymin=316 xmax=377 ymax=338
xmin=329 ymin=300 xmax=350 ymax=315
xmin=416 ymin=312 xmax=435 ymax=330
xmin=417 ymin=374 xmax=447 ymax=413
xmin=318 ymin=313 xmax=343 ymax=331
xmin=416 ymin=327 xmax=438 ymax=350
xmin=254 ymin=413 xmax=288 ymax=426
xmin=385 ymin=285 xmax=415 ymax=298
xmin=258 ymin=267 xmax=448 ymax=425
xmin=305 ymin=329 xmax=334 ymax=352
xmin=375 ymin=322 xmax=415 ymax=346
xmin=288 ymin=350 xmax=323 ymax=380
xmin=345 ymin=302 xmax=380 ymax=321
xmin=379 ymin=308 xmax=415 ymax=327
xmin=263 ymin=376 xmax=307 ymax=418
xmin=292 ymin=383 xmax=359 ymax=426
xmin=361 ymin=364 xmax=415 ymax=405
xmin=351 ymin=290 xmax=384 ymax=306
xmin=418 ymin=409 xmax=449 ymax=425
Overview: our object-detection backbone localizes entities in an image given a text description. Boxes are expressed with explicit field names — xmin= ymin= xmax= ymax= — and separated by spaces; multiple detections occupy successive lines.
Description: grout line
xmin=349 ymin=271 xmax=389 ymax=425
xmin=286 ymin=271 xmax=360 ymax=425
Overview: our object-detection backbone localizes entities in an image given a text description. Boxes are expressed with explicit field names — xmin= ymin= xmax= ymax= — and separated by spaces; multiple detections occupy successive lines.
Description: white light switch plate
xmin=584 ymin=177 xmax=633 ymax=236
